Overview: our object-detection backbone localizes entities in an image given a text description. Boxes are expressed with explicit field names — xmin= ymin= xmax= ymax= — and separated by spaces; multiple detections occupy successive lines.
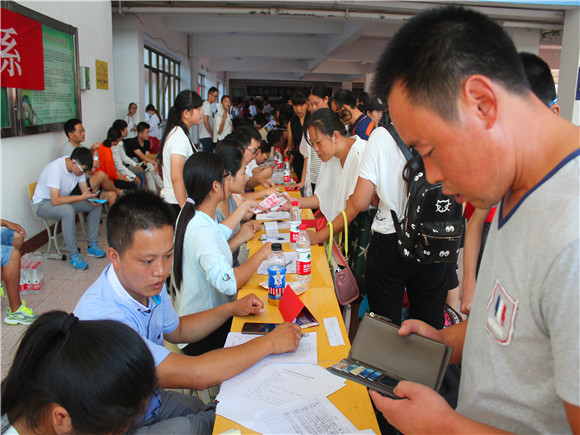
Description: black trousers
xmin=182 ymin=318 xmax=232 ymax=356
xmin=113 ymin=179 xmax=137 ymax=190
xmin=366 ymin=232 xmax=448 ymax=329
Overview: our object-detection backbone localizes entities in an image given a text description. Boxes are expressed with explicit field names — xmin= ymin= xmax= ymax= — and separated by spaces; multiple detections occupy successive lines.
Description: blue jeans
xmin=33 ymin=199 xmax=101 ymax=257
xmin=1 ymin=227 xmax=15 ymax=267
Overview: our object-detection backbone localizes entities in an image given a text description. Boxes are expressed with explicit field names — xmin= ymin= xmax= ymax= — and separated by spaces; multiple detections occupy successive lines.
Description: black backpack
xmin=386 ymin=124 xmax=463 ymax=264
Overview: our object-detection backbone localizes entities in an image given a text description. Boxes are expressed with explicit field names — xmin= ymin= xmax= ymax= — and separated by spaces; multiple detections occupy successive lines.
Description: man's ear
xmin=550 ymin=103 xmax=560 ymax=116
xmin=462 ymin=75 xmax=498 ymax=129
xmin=50 ymin=404 xmax=74 ymax=435
xmin=108 ymin=246 xmax=121 ymax=269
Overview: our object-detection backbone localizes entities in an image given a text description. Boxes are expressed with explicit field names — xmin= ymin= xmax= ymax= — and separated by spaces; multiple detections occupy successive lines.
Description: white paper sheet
xmin=218 ymin=332 xmax=318 ymax=396
xmin=323 ymin=317 xmax=346 ymax=347
xmin=254 ymin=396 xmax=358 ymax=434
xmin=258 ymin=251 xmax=296 ymax=274
xmin=259 ymin=280 xmax=307 ymax=295
xmin=256 ymin=211 xmax=290 ymax=221
xmin=217 ymin=364 xmax=346 ymax=432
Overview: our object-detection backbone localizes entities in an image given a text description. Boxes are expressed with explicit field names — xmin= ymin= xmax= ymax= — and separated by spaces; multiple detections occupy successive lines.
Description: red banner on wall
xmin=1 ymin=8 xmax=44 ymax=90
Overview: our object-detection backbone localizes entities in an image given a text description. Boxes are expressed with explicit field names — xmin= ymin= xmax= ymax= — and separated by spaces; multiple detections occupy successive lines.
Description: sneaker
xmin=69 ymin=253 xmax=89 ymax=270
xmin=87 ymin=243 xmax=106 ymax=258
xmin=4 ymin=301 xmax=37 ymax=325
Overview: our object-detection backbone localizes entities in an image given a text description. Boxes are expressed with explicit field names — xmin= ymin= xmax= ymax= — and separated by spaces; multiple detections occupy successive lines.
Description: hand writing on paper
xmin=369 ymin=381 xmax=455 ymax=434
xmin=264 ymin=322 xmax=302 ymax=354
xmin=231 ymin=293 xmax=264 ymax=317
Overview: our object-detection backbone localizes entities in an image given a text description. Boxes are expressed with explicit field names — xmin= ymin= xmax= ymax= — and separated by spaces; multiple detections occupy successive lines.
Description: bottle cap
xmin=272 ymin=243 xmax=282 ymax=251
xmin=284 ymin=157 xmax=289 ymax=161
xmin=292 ymin=201 xmax=299 ymax=206
xmin=299 ymin=223 xmax=307 ymax=230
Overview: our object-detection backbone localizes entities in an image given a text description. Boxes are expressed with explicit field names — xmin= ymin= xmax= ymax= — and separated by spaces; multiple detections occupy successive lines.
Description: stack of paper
xmin=258 ymin=251 xmax=296 ymax=274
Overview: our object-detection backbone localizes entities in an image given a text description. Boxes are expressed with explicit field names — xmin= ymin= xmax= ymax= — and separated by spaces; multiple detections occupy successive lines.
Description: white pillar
xmin=341 ymin=81 xmax=353 ymax=91
xmin=558 ymin=8 xmax=580 ymax=125
xmin=364 ymin=73 xmax=375 ymax=93
xmin=506 ymin=27 xmax=540 ymax=54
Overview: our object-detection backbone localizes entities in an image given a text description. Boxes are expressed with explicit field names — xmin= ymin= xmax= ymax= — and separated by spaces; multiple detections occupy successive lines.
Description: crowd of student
xmin=2 ymin=5 xmax=578 ymax=435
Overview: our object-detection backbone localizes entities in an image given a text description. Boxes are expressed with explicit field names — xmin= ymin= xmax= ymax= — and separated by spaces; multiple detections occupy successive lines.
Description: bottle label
xmin=268 ymin=266 xmax=286 ymax=301
xmin=284 ymin=172 xmax=290 ymax=183
xmin=290 ymin=222 xmax=300 ymax=243
xmin=296 ymin=250 xmax=311 ymax=275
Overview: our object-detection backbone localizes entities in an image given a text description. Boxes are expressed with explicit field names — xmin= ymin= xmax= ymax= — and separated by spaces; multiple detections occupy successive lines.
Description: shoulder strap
xmin=385 ymin=123 xmax=413 ymax=162
xmin=341 ymin=210 xmax=349 ymax=259
xmin=326 ymin=221 xmax=334 ymax=262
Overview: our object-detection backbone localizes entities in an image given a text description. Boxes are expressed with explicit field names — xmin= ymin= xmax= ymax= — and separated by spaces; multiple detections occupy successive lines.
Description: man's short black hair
xmin=112 ymin=119 xmax=128 ymax=131
xmin=106 ymin=191 xmax=174 ymax=256
xmin=520 ymin=52 xmax=557 ymax=107
xmin=333 ymin=90 xmax=357 ymax=109
xmin=208 ymin=87 xmax=218 ymax=95
xmin=70 ymin=147 xmax=93 ymax=171
xmin=373 ymin=5 xmax=530 ymax=122
xmin=137 ymin=122 xmax=150 ymax=134
xmin=229 ymin=126 xmax=261 ymax=148
xmin=64 ymin=118 xmax=82 ymax=138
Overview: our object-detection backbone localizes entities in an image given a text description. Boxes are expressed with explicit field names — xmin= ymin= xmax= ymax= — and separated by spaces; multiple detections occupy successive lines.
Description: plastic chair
xmin=28 ymin=182 xmax=86 ymax=260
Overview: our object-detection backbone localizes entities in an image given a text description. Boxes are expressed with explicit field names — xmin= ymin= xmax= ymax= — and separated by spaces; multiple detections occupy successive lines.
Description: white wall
xmin=113 ymin=13 xmax=191 ymax=124
xmin=1 ymin=1 xmax=115 ymax=238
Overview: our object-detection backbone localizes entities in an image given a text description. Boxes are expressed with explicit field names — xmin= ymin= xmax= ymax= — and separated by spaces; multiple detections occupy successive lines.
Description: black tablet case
xmin=327 ymin=312 xmax=453 ymax=398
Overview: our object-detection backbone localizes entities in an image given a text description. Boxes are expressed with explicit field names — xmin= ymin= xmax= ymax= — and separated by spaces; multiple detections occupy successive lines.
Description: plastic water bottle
xmin=276 ymin=147 xmax=283 ymax=169
xmin=289 ymin=201 xmax=301 ymax=249
xmin=267 ymin=243 xmax=286 ymax=306
xmin=283 ymin=158 xmax=291 ymax=187
xmin=296 ymin=223 xmax=311 ymax=290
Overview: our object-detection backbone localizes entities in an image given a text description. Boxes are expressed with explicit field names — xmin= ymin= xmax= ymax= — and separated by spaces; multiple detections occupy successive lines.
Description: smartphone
xmin=241 ymin=322 xmax=279 ymax=335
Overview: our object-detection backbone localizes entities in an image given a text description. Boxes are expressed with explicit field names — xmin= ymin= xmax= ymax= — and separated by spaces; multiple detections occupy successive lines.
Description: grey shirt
xmin=457 ymin=151 xmax=580 ymax=433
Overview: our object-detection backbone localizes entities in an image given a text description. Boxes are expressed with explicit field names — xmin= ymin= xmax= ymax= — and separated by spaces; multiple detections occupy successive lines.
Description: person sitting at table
xmin=96 ymin=127 xmax=138 ymax=191
xmin=215 ymin=143 xmax=262 ymax=267
xmin=282 ymin=108 xmax=366 ymax=229
xmin=173 ymin=152 xmax=274 ymax=355
xmin=74 ymin=190 xmax=302 ymax=433
xmin=228 ymin=126 xmax=275 ymax=189
xmin=1 ymin=310 xmax=156 ymax=434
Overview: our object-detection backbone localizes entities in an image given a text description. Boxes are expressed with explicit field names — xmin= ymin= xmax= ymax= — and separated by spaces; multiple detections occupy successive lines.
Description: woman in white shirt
xmin=124 ymin=102 xmax=138 ymax=139
xmin=145 ymin=103 xmax=163 ymax=140
xmin=159 ymin=90 xmax=202 ymax=218
xmin=173 ymin=152 xmax=271 ymax=355
xmin=295 ymin=84 xmax=328 ymax=196
xmin=284 ymin=108 xmax=366 ymax=224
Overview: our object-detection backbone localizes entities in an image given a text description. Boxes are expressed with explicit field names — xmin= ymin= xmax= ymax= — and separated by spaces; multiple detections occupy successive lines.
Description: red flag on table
xmin=1 ymin=8 xmax=44 ymax=90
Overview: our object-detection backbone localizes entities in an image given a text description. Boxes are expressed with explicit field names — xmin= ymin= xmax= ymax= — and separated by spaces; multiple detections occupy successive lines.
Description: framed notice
xmin=95 ymin=60 xmax=108 ymax=90
xmin=1 ymin=1 xmax=81 ymax=137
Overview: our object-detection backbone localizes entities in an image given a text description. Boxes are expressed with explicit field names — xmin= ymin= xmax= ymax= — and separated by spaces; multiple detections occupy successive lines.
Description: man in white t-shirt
xmin=60 ymin=118 xmax=120 ymax=205
xmin=199 ymin=87 xmax=218 ymax=152
xmin=32 ymin=147 xmax=107 ymax=270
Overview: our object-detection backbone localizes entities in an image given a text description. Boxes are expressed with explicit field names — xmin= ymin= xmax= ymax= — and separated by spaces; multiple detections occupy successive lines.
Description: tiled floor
xmin=1 ymin=221 xmax=110 ymax=378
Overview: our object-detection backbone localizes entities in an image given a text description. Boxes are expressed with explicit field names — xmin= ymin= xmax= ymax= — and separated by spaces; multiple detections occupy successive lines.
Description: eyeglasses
xmin=221 ymin=170 xmax=232 ymax=179
xmin=246 ymin=146 xmax=259 ymax=155
xmin=73 ymin=159 xmax=87 ymax=174
xmin=548 ymin=97 xmax=558 ymax=108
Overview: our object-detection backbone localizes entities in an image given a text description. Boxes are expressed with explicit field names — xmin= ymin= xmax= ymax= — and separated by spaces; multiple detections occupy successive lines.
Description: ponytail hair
xmin=1 ymin=311 xmax=156 ymax=434
xmin=173 ymin=152 xmax=225 ymax=289
xmin=103 ymin=126 xmax=122 ymax=148
xmin=159 ymin=90 xmax=202 ymax=165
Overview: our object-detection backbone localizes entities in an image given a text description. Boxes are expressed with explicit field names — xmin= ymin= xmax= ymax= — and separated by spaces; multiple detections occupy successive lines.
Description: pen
xmin=260 ymin=237 xmax=286 ymax=241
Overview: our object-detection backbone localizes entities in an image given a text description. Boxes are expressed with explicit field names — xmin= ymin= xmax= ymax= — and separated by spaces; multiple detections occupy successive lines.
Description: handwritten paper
xmin=256 ymin=211 xmax=290 ymax=221
xmin=254 ymin=396 xmax=358 ymax=434
xmin=258 ymin=251 xmax=296 ymax=274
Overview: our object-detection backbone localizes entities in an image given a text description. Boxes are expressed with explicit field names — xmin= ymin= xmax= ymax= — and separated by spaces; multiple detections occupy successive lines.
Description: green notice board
xmin=1 ymin=88 xmax=9 ymax=128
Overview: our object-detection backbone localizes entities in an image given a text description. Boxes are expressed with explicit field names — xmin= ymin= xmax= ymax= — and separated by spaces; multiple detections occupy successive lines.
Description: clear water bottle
xmin=283 ymin=158 xmax=291 ymax=187
xmin=296 ymin=223 xmax=311 ymax=290
xmin=289 ymin=201 xmax=301 ymax=249
xmin=276 ymin=147 xmax=283 ymax=169
xmin=267 ymin=243 xmax=286 ymax=306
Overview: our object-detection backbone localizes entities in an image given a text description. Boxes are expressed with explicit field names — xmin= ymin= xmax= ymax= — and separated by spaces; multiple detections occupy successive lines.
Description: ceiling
xmin=113 ymin=1 xmax=572 ymax=85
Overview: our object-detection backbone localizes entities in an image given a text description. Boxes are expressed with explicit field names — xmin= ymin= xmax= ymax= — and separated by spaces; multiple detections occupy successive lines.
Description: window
xmin=198 ymin=74 xmax=206 ymax=99
xmin=144 ymin=46 xmax=180 ymax=120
